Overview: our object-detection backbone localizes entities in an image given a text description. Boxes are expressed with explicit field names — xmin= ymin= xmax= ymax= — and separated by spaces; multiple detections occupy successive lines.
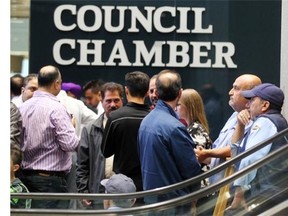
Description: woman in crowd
xmin=176 ymin=88 xmax=212 ymax=186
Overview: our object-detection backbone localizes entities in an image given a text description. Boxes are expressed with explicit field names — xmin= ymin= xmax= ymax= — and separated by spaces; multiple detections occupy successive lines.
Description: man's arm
xmin=196 ymin=110 xmax=252 ymax=163
xmin=195 ymin=146 xmax=231 ymax=163
xmin=10 ymin=102 xmax=22 ymax=146
xmin=76 ymin=126 xmax=90 ymax=193
xmin=53 ymin=107 xmax=79 ymax=151
xmin=231 ymin=110 xmax=251 ymax=144
xmin=171 ymin=126 xmax=202 ymax=179
xmin=76 ymin=126 xmax=92 ymax=207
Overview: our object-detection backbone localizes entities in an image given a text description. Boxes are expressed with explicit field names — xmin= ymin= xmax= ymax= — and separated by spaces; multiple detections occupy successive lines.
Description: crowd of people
xmin=10 ymin=66 xmax=288 ymax=215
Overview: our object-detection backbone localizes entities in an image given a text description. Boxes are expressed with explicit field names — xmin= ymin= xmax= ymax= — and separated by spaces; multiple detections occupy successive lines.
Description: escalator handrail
xmin=11 ymin=136 xmax=288 ymax=215
xmin=11 ymin=127 xmax=288 ymax=200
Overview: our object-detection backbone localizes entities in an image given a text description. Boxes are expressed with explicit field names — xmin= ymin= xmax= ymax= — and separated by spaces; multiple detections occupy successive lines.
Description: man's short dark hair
xmin=83 ymin=79 xmax=105 ymax=93
xmin=11 ymin=74 xmax=24 ymax=96
xmin=11 ymin=145 xmax=23 ymax=165
xmin=101 ymin=82 xmax=124 ymax=99
xmin=156 ymin=69 xmax=182 ymax=101
xmin=125 ymin=71 xmax=150 ymax=98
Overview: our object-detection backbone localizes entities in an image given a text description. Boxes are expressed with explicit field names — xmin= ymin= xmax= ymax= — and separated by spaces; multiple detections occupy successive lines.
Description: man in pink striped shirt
xmin=19 ymin=65 xmax=79 ymax=209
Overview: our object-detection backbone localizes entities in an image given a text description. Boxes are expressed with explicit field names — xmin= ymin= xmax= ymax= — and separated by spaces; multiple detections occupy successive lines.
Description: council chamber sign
xmin=52 ymin=5 xmax=237 ymax=69
xmin=30 ymin=0 xmax=281 ymax=93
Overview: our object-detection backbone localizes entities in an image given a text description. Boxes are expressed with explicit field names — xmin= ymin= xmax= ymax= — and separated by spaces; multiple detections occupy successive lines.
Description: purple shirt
xmin=19 ymin=90 xmax=79 ymax=172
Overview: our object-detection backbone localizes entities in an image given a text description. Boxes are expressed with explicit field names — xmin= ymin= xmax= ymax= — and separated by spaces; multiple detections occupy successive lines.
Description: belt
xmin=22 ymin=169 xmax=66 ymax=177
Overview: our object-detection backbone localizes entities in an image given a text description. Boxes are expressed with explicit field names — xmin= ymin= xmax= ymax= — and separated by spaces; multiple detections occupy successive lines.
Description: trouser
xmin=21 ymin=174 xmax=69 ymax=209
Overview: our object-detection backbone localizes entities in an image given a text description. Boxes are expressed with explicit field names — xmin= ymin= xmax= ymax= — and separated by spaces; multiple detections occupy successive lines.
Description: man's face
xmin=84 ymin=89 xmax=102 ymax=108
xmin=22 ymin=78 xmax=38 ymax=102
xmin=149 ymin=78 xmax=158 ymax=106
xmin=246 ymin=97 xmax=267 ymax=119
xmin=228 ymin=77 xmax=250 ymax=112
xmin=102 ymin=90 xmax=123 ymax=116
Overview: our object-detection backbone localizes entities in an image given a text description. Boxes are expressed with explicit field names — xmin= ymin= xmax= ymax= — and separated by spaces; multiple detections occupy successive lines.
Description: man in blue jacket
xmin=138 ymin=69 xmax=202 ymax=215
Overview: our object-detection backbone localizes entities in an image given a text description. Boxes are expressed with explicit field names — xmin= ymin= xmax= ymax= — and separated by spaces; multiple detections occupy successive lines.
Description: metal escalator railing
xmin=11 ymin=128 xmax=288 ymax=215
xmin=11 ymin=142 xmax=288 ymax=215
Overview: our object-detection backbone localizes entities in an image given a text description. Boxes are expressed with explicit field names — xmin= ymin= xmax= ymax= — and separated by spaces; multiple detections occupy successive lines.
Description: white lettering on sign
xmin=53 ymin=39 xmax=237 ymax=68
xmin=54 ymin=5 xmax=213 ymax=33
xmin=53 ymin=4 xmax=237 ymax=68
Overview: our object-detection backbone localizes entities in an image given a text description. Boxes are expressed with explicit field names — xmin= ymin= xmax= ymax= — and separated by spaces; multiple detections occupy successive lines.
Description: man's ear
xmin=262 ymin=100 xmax=270 ymax=112
xmin=125 ymin=86 xmax=129 ymax=96
xmin=53 ymin=79 xmax=60 ymax=90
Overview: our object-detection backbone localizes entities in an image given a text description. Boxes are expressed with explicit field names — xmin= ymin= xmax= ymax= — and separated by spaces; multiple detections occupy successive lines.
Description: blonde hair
xmin=180 ymin=89 xmax=209 ymax=133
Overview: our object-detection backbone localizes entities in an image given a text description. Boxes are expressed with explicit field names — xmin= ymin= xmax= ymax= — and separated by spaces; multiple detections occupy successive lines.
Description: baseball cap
xmin=241 ymin=83 xmax=284 ymax=109
xmin=61 ymin=82 xmax=82 ymax=98
xmin=101 ymin=174 xmax=136 ymax=194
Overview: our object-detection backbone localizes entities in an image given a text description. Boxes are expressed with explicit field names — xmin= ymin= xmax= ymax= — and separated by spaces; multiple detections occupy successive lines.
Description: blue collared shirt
xmin=210 ymin=112 xmax=251 ymax=184
xmin=233 ymin=117 xmax=276 ymax=189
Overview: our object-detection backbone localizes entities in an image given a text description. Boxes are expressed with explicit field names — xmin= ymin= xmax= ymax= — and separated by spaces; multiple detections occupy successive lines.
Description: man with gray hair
xmin=13 ymin=73 xmax=38 ymax=107
xmin=201 ymin=74 xmax=262 ymax=184
xmin=76 ymin=82 xmax=124 ymax=209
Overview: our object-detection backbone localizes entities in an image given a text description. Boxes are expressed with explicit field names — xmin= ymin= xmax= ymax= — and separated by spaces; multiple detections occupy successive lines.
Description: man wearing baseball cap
xmin=196 ymin=83 xmax=287 ymax=214
xmin=241 ymin=83 xmax=284 ymax=110
xmin=101 ymin=174 xmax=136 ymax=210
xmin=225 ymin=83 xmax=288 ymax=214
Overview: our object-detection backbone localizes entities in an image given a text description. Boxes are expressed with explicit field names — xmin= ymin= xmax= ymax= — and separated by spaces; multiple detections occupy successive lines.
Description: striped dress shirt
xmin=19 ymin=90 xmax=79 ymax=172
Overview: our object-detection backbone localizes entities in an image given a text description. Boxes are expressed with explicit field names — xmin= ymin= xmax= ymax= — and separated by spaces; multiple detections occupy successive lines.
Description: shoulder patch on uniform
xmin=252 ymin=125 xmax=260 ymax=131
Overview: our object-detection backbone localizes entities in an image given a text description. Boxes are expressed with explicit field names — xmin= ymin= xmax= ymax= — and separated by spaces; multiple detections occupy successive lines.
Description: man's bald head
xmin=156 ymin=69 xmax=182 ymax=102
xmin=229 ymin=74 xmax=262 ymax=112
xmin=38 ymin=65 xmax=62 ymax=96
xmin=38 ymin=65 xmax=61 ymax=87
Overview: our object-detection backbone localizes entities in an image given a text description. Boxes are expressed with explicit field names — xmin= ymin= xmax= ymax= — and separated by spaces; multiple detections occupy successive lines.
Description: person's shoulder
xmin=159 ymin=115 xmax=183 ymax=131
xmin=65 ymin=95 xmax=88 ymax=108
xmin=251 ymin=116 xmax=276 ymax=132
xmin=11 ymin=178 xmax=29 ymax=193
xmin=63 ymin=96 xmax=87 ymax=111
xmin=109 ymin=105 xmax=143 ymax=119
xmin=91 ymin=115 xmax=104 ymax=130
xmin=81 ymin=118 xmax=103 ymax=139
xmin=255 ymin=115 xmax=275 ymax=125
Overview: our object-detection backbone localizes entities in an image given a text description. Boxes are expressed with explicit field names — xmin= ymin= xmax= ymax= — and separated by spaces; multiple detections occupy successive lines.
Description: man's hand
xmin=237 ymin=109 xmax=251 ymax=126
xmin=195 ymin=146 xmax=208 ymax=163
xmin=82 ymin=199 xmax=92 ymax=207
